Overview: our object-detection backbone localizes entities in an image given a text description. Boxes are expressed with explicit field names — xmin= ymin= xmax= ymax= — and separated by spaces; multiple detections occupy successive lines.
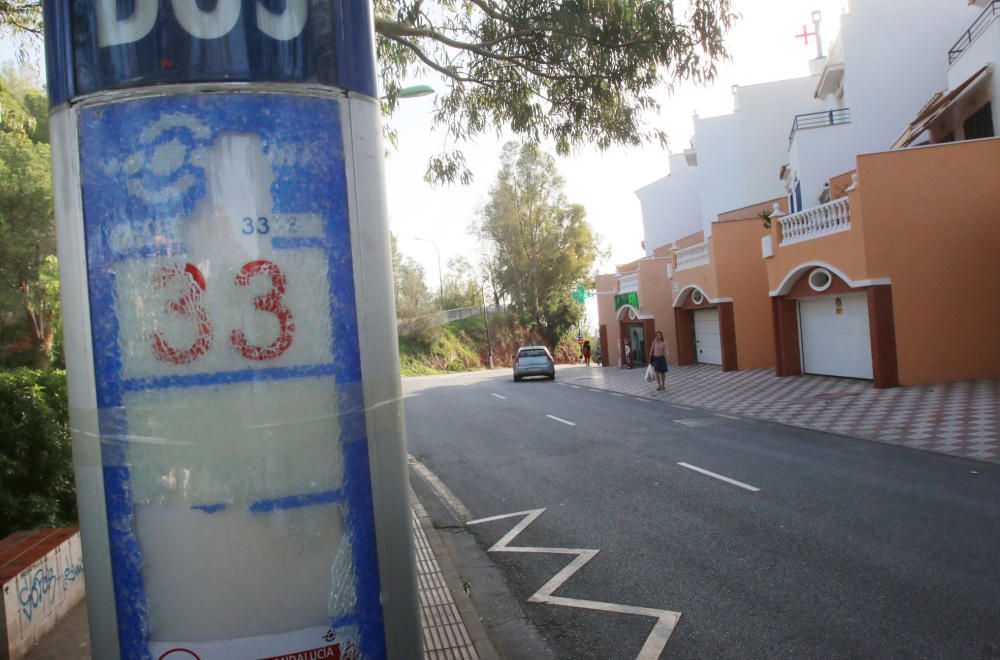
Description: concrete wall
xmin=1 ymin=530 xmax=85 ymax=660
xmin=713 ymin=200 xmax=782 ymax=370
xmin=855 ymin=137 xmax=1000 ymax=385
xmin=635 ymin=153 xmax=702 ymax=255
xmin=841 ymin=0 xmax=977 ymax=148
xmin=595 ymin=273 xmax=621 ymax=366
xmin=696 ymin=77 xmax=825 ymax=237
xmin=636 ymin=256 xmax=675 ymax=360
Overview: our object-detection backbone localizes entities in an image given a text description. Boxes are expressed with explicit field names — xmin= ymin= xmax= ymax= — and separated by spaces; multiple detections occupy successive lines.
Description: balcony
xmin=949 ymin=0 xmax=999 ymax=65
xmin=788 ymin=108 xmax=851 ymax=146
xmin=778 ymin=197 xmax=851 ymax=246
xmin=675 ymin=241 xmax=710 ymax=271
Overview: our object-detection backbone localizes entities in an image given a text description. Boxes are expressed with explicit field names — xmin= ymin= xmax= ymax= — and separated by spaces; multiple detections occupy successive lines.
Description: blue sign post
xmin=44 ymin=2 xmax=420 ymax=658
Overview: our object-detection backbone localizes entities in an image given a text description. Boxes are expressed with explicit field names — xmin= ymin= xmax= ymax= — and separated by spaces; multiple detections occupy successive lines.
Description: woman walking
xmin=649 ymin=331 xmax=668 ymax=391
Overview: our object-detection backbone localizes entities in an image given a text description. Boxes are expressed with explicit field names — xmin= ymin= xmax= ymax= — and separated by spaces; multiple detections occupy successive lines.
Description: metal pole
xmin=415 ymin=237 xmax=444 ymax=306
xmin=482 ymin=282 xmax=494 ymax=369
xmin=43 ymin=2 xmax=420 ymax=657
xmin=812 ymin=10 xmax=823 ymax=59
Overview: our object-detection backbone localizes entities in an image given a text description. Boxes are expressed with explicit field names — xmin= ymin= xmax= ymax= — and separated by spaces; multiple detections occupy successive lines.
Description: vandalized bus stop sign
xmin=44 ymin=1 xmax=420 ymax=658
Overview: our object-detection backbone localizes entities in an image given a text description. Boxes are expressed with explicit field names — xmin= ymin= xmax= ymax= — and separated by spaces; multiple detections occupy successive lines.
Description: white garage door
xmin=693 ymin=308 xmax=722 ymax=365
xmin=798 ymin=293 xmax=873 ymax=379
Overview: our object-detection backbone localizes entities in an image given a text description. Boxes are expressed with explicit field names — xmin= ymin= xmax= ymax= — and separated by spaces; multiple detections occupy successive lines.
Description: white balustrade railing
xmin=675 ymin=241 xmax=710 ymax=271
xmin=778 ymin=197 xmax=851 ymax=246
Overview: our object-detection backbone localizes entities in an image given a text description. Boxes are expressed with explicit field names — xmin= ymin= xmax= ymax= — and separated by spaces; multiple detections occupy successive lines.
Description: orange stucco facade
xmin=599 ymin=138 xmax=999 ymax=388
xmin=712 ymin=201 xmax=783 ymax=370
xmin=765 ymin=137 xmax=1000 ymax=386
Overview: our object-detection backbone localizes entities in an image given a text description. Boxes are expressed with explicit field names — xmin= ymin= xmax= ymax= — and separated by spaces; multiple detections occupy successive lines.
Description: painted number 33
xmin=151 ymin=260 xmax=295 ymax=365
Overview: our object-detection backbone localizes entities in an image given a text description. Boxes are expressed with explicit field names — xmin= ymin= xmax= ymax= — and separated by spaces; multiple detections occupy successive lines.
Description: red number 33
xmin=151 ymin=260 xmax=295 ymax=365
xmin=229 ymin=260 xmax=295 ymax=362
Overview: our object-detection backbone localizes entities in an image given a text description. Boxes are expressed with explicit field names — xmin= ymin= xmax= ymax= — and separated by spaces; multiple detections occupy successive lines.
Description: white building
xmin=895 ymin=0 xmax=1000 ymax=147
xmin=635 ymin=76 xmax=827 ymax=253
xmin=635 ymin=152 xmax=700 ymax=256
xmin=785 ymin=0 xmax=981 ymax=210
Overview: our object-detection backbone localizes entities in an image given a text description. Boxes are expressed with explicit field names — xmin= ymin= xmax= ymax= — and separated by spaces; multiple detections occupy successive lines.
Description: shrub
xmin=0 ymin=368 xmax=76 ymax=538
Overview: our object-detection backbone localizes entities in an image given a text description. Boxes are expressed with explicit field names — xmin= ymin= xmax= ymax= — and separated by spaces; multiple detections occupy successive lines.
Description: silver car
xmin=513 ymin=346 xmax=555 ymax=381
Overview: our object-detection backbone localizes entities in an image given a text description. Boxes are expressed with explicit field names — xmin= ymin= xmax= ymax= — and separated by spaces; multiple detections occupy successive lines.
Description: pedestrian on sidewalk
xmin=649 ymin=331 xmax=668 ymax=391
xmin=623 ymin=337 xmax=633 ymax=368
xmin=582 ymin=340 xmax=591 ymax=366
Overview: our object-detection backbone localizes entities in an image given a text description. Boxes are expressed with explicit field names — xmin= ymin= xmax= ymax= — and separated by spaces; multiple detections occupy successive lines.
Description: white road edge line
xmin=611 ymin=393 xmax=625 ymax=397
xmin=491 ymin=393 xmax=507 ymax=399
xmin=468 ymin=509 xmax=680 ymax=660
xmin=546 ymin=414 xmax=576 ymax=426
xmin=407 ymin=455 xmax=472 ymax=522
xmin=677 ymin=462 xmax=761 ymax=492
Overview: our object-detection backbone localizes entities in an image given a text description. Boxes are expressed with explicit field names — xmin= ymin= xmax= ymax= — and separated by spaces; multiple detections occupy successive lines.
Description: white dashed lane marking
xmin=491 ymin=393 xmax=507 ymax=399
xmin=677 ymin=462 xmax=761 ymax=492
xmin=546 ymin=414 xmax=576 ymax=426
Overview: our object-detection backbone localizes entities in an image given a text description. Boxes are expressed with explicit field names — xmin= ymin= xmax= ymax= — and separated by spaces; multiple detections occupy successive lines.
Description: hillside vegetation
xmin=398 ymin=312 xmax=585 ymax=376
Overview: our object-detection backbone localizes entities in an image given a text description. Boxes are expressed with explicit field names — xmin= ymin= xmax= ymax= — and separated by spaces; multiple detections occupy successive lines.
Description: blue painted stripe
xmin=122 ymin=363 xmax=337 ymax=393
xmin=76 ymin=94 xmax=386 ymax=657
xmin=191 ymin=503 xmax=226 ymax=514
xmin=248 ymin=489 xmax=345 ymax=514
xmin=112 ymin=242 xmax=187 ymax=262
xmin=328 ymin=613 xmax=360 ymax=631
xmin=271 ymin=236 xmax=328 ymax=250
xmin=44 ymin=0 xmax=378 ymax=105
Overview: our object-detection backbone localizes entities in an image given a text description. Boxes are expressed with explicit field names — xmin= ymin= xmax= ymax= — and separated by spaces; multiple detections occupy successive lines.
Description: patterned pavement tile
xmin=562 ymin=364 xmax=1000 ymax=465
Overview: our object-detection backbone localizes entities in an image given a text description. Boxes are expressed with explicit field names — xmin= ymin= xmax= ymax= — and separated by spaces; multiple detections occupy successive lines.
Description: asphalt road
xmin=403 ymin=367 xmax=1000 ymax=660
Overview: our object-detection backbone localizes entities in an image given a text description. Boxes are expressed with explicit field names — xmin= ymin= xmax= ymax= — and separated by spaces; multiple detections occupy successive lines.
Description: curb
xmin=410 ymin=491 xmax=500 ymax=660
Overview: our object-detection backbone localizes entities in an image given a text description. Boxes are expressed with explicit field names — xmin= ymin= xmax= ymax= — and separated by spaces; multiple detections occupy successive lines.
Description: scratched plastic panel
xmin=78 ymin=94 xmax=383 ymax=659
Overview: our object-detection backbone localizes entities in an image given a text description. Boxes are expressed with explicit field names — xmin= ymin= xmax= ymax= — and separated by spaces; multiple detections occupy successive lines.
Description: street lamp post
xmin=482 ymin=281 xmax=495 ymax=369
xmin=414 ymin=236 xmax=444 ymax=306
xmin=397 ymin=84 xmax=435 ymax=99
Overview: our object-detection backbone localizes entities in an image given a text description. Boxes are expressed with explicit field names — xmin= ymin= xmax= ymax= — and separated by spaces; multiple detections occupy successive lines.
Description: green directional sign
xmin=614 ymin=291 xmax=638 ymax=310
xmin=572 ymin=284 xmax=595 ymax=304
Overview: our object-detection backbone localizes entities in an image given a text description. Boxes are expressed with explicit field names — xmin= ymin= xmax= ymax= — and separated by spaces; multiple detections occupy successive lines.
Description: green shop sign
xmin=614 ymin=291 xmax=639 ymax=310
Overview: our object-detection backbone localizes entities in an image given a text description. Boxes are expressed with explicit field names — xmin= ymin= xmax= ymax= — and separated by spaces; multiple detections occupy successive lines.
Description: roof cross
xmin=795 ymin=24 xmax=817 ymax=45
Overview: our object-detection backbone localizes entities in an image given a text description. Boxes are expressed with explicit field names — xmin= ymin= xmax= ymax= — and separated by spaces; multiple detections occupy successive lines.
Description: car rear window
xmin=519 ymin=349 xmax=548 ymax=358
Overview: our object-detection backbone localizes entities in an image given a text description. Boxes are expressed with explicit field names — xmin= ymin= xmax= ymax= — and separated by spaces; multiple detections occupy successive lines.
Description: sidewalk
xmin=562 ymin=363 xmax=1000 ymax=464
xmin=24 ymin=496 xmax=491 ymax=659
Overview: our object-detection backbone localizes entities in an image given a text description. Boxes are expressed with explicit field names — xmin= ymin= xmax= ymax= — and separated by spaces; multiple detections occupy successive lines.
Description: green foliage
xmin=0 ymin=69 xmax=57 ymax=368
xmin=439 ymin=256 xmax=481 ymax=310
xmin=391 ymin=232 xmax=435 ymax=320
xmin=0 ymin=368 xmax=76 ymax=539
xmin=3 ymin=1 xmax=735 ymax=184
xmin=376 ymin=0 xmax=735 ymax=183
xmin=398 ymin=311 xmax=582 ymax=375
xmin=0 ymin=1 xmax=43 ymax=36
xmin=475 ymin=143 xmax=602 ymax=343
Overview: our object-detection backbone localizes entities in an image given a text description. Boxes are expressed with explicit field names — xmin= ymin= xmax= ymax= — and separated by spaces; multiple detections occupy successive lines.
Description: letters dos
xmin=96 ymin=0 xmax=309 ymax=47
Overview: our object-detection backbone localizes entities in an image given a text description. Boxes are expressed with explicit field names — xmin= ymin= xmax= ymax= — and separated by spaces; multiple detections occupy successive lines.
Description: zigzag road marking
xmin=467 ymin=508 xmax=681 ymax=659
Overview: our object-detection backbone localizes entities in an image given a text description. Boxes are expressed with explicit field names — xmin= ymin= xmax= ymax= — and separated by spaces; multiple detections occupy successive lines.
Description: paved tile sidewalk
xmin=25 ymin=502 xmax=482 ymax=659
xmin=562 ymin=364 xmax=1000 ymax=464
xmin=412 ymin=499 xmax=481 ymax=659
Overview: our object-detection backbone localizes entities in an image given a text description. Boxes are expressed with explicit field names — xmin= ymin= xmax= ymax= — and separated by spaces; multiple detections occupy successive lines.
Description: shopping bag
xmin=645 ymin=364 xmax=654 ymax=382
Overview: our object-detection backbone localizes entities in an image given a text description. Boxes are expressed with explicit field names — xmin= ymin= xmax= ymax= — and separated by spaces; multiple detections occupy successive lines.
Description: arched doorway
xmin=770 ymin=262 xmax=897 ymax=387
xmin=672 ymin=286 xmax=738 ymax=371
xmin=616 ymin=304 xmax=654 ymax=368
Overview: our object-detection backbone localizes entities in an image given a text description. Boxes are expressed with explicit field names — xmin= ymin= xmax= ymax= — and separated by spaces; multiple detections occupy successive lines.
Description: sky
xmin=385 ymin=0 xmax=849 ymax=287
xmin=0 ymin=0 xmax=849 ymax=328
